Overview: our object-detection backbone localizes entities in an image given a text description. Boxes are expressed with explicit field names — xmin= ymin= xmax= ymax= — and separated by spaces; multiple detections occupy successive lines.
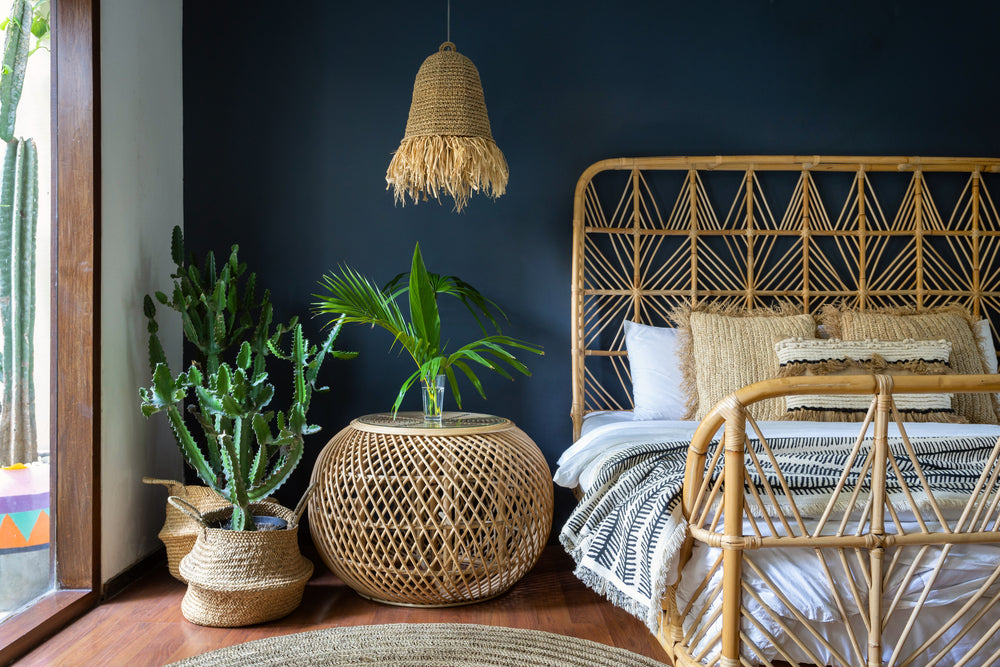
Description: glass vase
xmin=421 ymin=374 xmax=446 ymax=425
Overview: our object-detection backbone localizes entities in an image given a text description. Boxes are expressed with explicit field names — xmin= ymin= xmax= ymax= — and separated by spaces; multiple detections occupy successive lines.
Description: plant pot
xmin=169 ymin=497 xmax=313 ymax=627
xmin=143 ymin=477 xmax=231 ymax=582
xmin=145 ymin=478 xmax=279 ymax=581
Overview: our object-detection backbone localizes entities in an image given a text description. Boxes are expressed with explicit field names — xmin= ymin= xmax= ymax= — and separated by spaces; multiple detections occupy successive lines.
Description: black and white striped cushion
xmin=774 ymin=337 xmax=956 ymax=420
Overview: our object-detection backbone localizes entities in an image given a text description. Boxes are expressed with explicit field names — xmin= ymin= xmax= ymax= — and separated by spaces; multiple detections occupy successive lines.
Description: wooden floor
xmin=14 ymin=544 xmax=670 ymax=666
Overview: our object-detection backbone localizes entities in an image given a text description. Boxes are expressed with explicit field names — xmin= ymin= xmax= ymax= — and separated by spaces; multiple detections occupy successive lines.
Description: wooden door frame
xmin=0 ymin=0 xmax=100 ymax=661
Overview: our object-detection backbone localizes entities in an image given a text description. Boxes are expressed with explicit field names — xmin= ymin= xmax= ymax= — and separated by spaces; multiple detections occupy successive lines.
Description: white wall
xmin=100 ymin=0 xmax=183 ymax=583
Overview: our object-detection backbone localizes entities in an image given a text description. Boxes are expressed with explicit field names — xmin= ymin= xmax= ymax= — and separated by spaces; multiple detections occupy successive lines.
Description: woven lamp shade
xmin=386 ymin=42 xmax=508 ymax=213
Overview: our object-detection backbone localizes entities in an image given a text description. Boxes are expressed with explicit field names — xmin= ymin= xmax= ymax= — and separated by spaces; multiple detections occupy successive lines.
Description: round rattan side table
xmin=308 ymin=412 xmax=554 ymax=607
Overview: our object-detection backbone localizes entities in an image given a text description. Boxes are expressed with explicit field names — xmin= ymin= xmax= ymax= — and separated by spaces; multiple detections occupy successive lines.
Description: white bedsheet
xmin=556 ymin=414 xmax=1000 ymax=664
xmin=679 ymin=533 xmax=1000 ymax=665
xmin=556 ymin=411 xmax=1000 ymax=492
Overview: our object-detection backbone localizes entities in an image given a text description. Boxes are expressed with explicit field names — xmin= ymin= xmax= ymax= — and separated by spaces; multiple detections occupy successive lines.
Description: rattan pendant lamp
xmin=385 ymin=2 xmax=508 ymax=213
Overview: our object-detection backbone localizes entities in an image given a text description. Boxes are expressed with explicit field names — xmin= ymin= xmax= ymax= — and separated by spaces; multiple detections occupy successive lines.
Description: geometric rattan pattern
xmin=572 ymin=156 xmax=1000 ymax=439
xmin=665 ymin=379 xmax=1000 ymax=667
xmin=308 ymin=415 xmax=554 ymax=607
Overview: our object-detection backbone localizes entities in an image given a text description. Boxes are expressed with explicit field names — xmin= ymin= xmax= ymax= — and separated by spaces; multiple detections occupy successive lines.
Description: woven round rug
xmin=166 ymin=623 xmax=666 ymax=666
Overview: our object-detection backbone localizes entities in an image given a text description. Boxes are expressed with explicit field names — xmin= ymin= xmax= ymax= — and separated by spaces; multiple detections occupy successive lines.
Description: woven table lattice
xmin=308 ymin=415 xmax=553 ymax=607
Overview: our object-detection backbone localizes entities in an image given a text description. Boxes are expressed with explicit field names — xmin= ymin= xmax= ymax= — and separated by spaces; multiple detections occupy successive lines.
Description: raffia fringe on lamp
xmin=386 ymin=42 xmax=508 ymax=213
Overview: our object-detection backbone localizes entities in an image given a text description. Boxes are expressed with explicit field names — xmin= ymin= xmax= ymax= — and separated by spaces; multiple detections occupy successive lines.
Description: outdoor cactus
xmin=0 ymin=138 xmax=36 ymax=467
xmin=145 ymin=225 xmax=282 ymax=378
xmin=139 ymin=321 xmax=355 ymax=530
xmin=0 ymin=0 xmax=43 ymax=467
xmin=0 ymin=0 xmax=29 ymax=143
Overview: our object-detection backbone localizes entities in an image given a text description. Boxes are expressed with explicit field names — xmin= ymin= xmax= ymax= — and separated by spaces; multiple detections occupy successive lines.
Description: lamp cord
xmin=447 ymin=0 xmax=451 ymax=43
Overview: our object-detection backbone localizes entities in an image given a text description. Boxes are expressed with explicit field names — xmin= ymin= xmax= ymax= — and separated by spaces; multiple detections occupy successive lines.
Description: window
xmin=0 ymin=0 xmax=98 ymax=660
xmin=0 ymin=0 xmax=53 ymax=622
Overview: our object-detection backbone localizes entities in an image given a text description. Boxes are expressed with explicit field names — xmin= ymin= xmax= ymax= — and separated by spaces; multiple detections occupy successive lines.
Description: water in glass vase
xmin=421 ymin=374 xmax=445 ymax=425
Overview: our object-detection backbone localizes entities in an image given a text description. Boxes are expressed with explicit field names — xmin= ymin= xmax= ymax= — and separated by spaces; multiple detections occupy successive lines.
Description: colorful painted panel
xmin=0 ymin=464 xmax=49 ymax=553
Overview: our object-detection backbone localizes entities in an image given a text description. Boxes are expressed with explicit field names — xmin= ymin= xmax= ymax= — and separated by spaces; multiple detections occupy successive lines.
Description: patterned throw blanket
xmin=559 ymin=435 xmax=1000 ymax=634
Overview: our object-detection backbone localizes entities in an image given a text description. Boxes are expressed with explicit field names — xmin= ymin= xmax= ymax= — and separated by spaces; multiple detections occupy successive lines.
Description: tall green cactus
xmin=0 ymin=0 xmax=45 ymax=466
xmin=145 ymin=225 xmax=281 ymax=380
xmin=0 ymin=137 xmax=35 ymax=466
xmin=0 ymin=0 xmax=30 ymax=143
xmin=139 ymin=321 xmax=355 ymax=530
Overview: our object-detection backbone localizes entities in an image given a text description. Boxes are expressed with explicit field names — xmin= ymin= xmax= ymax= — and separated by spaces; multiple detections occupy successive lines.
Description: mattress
xmin=556 ymin=416 xmax=1000 ymax=665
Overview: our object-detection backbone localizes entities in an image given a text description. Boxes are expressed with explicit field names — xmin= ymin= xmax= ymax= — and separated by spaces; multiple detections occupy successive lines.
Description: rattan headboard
xmin=571 ymin=155 xmax=1000 ymax=438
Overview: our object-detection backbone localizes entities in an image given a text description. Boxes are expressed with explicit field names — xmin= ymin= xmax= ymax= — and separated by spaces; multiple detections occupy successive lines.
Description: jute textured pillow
xmin=821 ymin=306 xmax=998 ymax=424
xmin=774 ymin=337 xmax=962 ymax=422
xmin=675 ymin=307 xmax=816 ymax=421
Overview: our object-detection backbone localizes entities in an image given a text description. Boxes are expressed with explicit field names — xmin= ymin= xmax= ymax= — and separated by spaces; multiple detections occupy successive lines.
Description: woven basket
xmin=170 ymin=497 xmax=313 ymax=627
xmin=143 ymin=477 xmax=232 ymax=582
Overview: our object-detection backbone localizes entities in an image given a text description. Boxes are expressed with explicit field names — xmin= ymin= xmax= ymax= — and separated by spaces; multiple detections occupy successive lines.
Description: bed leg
xmin=868 ymin=545 xmax=885 ymax=666
xmin=720 ymin=398 xmax=747 ymax=666
xmin=867 ymin=376 xmax=892 ymax=667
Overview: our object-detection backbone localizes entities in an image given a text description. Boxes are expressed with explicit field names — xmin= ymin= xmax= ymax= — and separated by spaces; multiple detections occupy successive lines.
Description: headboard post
xmin=972 ymin=168 xmax=982 ymax=319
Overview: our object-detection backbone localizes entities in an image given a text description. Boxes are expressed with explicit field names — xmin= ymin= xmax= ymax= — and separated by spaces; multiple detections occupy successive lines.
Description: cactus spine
xmin=0 ymin=0 xmax=39 ymax=466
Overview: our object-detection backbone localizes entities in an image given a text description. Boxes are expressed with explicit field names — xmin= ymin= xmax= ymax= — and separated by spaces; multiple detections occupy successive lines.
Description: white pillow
xmin=975 ymin=319 xmax=998 ymax=374
xmin=624 ymin=320 xmax=686 ymax=420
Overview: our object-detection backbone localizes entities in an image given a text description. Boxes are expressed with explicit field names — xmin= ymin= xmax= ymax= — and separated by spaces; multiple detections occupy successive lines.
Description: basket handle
xmin=167 ymin=495 xmax=209 ymax=528
xmin=290 ymin=482 xmax=316 ymax=528
xmin=142 ymin=476 xmax=182 ymax=488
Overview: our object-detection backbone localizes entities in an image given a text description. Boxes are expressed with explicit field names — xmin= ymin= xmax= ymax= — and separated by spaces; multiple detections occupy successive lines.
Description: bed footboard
xmin=663 ymin=373 xmax=1000 ymax=667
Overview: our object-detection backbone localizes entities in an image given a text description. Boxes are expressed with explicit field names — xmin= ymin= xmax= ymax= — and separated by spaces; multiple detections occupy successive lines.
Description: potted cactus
xmin=142 ymin=225 xmax=300 ymax=580
xmin=140 ymin=315 xmax=355 ymax=626
xmin=139 ymin=228 xmax=356 ymax=626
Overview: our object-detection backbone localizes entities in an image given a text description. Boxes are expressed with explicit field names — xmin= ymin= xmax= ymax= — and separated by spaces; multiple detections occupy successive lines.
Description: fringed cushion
xmin=671 ymin=303 xmax=816 ymax=422
xmin=821 ymin=305 xmax=998 ymax=424
xmin=774 ymin=338 xmax=963 ymax=422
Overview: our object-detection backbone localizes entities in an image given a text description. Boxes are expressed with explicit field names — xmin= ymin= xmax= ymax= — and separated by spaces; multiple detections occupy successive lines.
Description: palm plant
xmin=314 ymin=243 xmax=542 ymax=416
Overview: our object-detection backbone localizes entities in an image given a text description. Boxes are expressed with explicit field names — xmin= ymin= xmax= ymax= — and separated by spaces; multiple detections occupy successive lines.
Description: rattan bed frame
xmin=570 ymin=156 xmax=1000 ymax=667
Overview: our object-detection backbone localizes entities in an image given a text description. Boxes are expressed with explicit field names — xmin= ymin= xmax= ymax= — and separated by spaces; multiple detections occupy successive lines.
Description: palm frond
xmin=452 ymin=359 xmax=487 ymax=401
xmin=383 ymin=271 xmax=506 ymax=334
xmin=444 ymin=366 xmax=462 ymax=408
xmin=407 ymin=243 xmax=441 ymax=353
xmin=392 ymin=368 xmax=423 ymax=416
xmin=314 ymin=265 xmax=419 ymax=357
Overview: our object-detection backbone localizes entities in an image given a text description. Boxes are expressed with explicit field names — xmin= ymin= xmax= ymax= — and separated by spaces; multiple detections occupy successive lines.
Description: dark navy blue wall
xmin=183 ymin=1 xmax=1000 ymax=526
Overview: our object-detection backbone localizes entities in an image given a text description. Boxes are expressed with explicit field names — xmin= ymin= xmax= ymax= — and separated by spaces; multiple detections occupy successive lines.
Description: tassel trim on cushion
xmin=777 ymin=356 xmax=951 ymax=377
xmin=784 ymin=407 xmax=967 ymax=423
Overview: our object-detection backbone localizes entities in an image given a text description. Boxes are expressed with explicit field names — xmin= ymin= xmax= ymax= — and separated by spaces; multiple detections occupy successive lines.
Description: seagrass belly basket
xmin=169 ymin=498 xmax=313 ymax=627
xmin=143 ymin=477 xmax=232 ymax=582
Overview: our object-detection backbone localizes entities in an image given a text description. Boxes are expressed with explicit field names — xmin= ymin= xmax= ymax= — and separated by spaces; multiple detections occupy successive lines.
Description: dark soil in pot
xmin=208 ymin=514 xmax=288 ymax=531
